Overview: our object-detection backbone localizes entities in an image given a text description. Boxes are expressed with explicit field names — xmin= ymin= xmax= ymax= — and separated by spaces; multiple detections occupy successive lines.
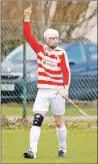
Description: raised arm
xmin=24 ymin=4 xmax=42 ymax=54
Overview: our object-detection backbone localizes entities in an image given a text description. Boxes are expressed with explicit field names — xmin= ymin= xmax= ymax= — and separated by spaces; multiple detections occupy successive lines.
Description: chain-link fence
xmin=1 ymin=20 xmax=97 ymax=119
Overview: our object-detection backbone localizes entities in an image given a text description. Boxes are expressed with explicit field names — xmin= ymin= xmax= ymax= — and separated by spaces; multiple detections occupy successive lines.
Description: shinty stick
xmin=67 ymin=98 xmax=87 ymax=117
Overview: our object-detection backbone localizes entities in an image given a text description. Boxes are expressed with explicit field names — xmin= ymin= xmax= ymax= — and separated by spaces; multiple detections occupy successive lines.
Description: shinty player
xmin=23 ymin=4 xmax=71 ymax=159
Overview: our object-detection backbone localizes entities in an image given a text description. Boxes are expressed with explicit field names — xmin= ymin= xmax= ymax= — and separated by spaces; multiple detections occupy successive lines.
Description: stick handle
xmin=68 ymin=98 xmax=87 ymax=117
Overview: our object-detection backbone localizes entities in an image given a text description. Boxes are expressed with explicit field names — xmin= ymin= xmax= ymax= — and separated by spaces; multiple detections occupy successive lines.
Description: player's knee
xmin=33 ymin=113 xmax=44 ymax=127
xmin=55 ymin=119 xmax=64 ymax=128
xmin=56 ymin=122 xmax=63 ymax=128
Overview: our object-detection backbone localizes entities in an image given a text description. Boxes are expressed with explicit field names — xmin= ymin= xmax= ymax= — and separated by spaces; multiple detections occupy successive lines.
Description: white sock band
xmin=56 ymin=124 xmax=67 ymax=153
xmin=30 ymin=126 xmax=41 ymax=153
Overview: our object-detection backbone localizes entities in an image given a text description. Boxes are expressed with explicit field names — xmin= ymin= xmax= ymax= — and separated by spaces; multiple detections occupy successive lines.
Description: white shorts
xmin=33 ymin=88 xmax=66 ymax=116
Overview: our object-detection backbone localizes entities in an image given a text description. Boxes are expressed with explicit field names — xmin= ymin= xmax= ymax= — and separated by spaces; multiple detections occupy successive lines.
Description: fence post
xmin=23 ymin=41 xmax=27 ymax=118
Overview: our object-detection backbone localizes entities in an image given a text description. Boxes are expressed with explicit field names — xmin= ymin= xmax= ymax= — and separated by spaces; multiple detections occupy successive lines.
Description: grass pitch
xmin=2 ymin=103 xmax=97 ymax=117
xmin=2 ymin=129 xmax=97 ymax=164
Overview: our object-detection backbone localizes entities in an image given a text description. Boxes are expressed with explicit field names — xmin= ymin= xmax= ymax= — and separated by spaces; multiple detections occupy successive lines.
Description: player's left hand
xmin=58 ymin=89 xmax=69 ymax=100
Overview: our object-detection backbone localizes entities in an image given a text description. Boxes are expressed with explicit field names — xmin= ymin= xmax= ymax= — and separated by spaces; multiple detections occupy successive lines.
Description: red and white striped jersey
xmin=24 ymin=22 xmax=71 ymax=90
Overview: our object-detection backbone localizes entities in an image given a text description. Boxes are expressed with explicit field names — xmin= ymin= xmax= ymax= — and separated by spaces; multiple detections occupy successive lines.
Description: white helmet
xmin=44 ymin=28 xmax=59 ymax=39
